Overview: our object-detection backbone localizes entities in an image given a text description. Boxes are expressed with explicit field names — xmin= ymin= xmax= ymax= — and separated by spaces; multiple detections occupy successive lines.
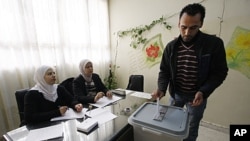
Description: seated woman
xmin=73 ymin=59 xmax=112 ymax=104
xmin=24 ymin=65 xmax=83 ymax=125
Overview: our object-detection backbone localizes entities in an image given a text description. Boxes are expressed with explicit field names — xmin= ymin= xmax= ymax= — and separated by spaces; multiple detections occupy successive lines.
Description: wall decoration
xmin=226 ymin=26 xmax=250 ymax=79
xmin=142 ymin=34 xmax=164 ymax=68
xmin=117 ymin=16 xmax=171 ymax=49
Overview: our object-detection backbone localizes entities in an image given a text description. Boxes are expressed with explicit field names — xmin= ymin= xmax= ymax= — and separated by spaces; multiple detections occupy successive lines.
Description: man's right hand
xmin=151 ymin=89 xmax=164 ymax=100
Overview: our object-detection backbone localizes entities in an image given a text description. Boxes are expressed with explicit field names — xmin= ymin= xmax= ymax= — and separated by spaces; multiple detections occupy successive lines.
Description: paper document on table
xmin=125 ymin=89 xmax=134 ymax=95
xmin=51 ymin=108 xmax=88 ymax=121
xmin=7 ymin=126 xmax=29 ymax=141
xmin=90 ymin=95 xmax=122 ymax=108
xmin=130 ymin=91 xmax=152 ymax=99
xmin=92 ymin=112 xmax=117 ymax=125
xmin=113 ymin=88 xmax=134 ymax=95
xmin=76 ymin=118 xmax=98 ymax=133
xmin=86 ymin=108 xmax=117 ymax=125
xmin=26 ymin=124 xmax=63 ymax=141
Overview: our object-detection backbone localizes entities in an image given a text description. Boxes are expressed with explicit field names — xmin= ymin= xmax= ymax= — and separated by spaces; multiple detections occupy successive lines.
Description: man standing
xmin=152 ymin=3 xmax=228 ymax=141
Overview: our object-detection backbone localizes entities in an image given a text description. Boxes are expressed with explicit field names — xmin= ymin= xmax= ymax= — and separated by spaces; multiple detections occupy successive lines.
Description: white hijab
xmin=79 ymin=59 xmax=92 ymax=82
xmin=31 ymin=65 xmax=58 ymax=102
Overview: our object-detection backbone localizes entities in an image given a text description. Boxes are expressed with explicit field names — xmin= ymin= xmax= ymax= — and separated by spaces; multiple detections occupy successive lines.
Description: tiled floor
xmin=197 ymin=121 xmax=229 ymax=141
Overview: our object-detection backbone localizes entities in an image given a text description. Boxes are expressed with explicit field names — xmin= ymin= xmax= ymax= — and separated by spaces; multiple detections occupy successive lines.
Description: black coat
xmin=24 ymin=85 xmax=79 ymax=125
xmin=72 ymin=73 xmax=108 ymax=104
xmin=158 ymin=31 xmax=228 ymax=99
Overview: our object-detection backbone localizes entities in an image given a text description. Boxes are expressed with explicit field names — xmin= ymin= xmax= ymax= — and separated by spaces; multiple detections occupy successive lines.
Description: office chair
xmin=126 ymin=75 xmax=144 ymax=92
xmin=15 ymin=89 xmax=29 ymax=126
xmin=59 ymin=77 xmax=74 ymax=96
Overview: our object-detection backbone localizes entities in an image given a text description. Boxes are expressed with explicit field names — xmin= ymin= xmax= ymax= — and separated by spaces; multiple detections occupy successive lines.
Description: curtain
xmin=0 ymin=0 xmax=110 ymax=135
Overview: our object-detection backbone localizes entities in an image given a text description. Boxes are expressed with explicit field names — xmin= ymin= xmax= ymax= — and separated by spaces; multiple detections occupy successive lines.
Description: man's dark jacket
xmin=158 ymin=31 xmax=228 ymax=99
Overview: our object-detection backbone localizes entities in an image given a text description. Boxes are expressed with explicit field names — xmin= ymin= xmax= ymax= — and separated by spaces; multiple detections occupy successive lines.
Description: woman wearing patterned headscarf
xmin=73 ymin=59 xmax=112 ymax=104
xmin=24 ymin=65 xmax=83 ymax=125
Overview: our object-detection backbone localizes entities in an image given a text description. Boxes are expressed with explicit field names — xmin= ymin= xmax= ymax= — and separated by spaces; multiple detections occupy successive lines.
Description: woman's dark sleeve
xmin=24 ymin=90 xmax=61 ymax=124
xmin=72 ymin=76 xmax=95 ymax=103
xmin=57 ymin=86 xmax=80 ymax=110
xmin=94 ymin=74 xmax=109 ymax=95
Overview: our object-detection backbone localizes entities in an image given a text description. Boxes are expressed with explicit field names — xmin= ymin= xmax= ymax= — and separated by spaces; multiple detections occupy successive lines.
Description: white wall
xmin=109 ymin=0 xmax=250 ymax=127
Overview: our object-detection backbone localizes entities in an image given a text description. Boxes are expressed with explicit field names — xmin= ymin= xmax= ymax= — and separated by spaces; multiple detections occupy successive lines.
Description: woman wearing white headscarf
xmin=24 ymin=65 xmax=83 ymax=125
xmin=73 ymin=59 xmax=112 ymax=104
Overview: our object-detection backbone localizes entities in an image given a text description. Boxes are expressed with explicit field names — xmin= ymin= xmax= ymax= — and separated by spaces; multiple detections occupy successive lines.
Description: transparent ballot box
xmin=128 ymin=102 xmax=189 ymax=141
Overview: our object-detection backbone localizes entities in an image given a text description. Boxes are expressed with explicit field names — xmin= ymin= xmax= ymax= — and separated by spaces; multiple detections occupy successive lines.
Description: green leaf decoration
xmin=117 ymin=16 xmax=171 ymax=49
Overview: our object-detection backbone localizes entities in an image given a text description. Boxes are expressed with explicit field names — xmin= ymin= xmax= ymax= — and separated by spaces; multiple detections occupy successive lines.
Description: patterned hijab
xmin=79 ymin=59 xmax=92 ymax=82
xmin=31 ymin=65 xmax=58 ymax=102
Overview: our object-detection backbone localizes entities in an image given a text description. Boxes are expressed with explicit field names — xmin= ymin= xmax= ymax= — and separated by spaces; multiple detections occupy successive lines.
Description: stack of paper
xmin=51 ymin=108 xmax=88 ymax=121
xmin=114 ymin=88 xmax=134 ymax=95
xmin=130 ymin=91 xmax=152 ymax=99
xmin=7 ymin=126 xmax=29 ymax=141
xmin=90 ymin=95 xmax=122 ymax=108
xmin=76 ymin=118 xmax=98 ymax=133
xmin=85 ymin=108 xmax=117 ymax=125
xmin=26 ymin=124 xmax=63 ymax=141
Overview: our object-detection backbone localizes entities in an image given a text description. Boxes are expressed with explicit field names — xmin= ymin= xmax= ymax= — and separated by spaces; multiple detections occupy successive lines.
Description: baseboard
xmin=200 ymin=120 xmax=229 ymax=134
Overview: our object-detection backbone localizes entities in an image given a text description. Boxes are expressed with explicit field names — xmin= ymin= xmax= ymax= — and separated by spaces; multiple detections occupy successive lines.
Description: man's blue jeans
xmin=169 ymin=94 xmax=207 ymax=141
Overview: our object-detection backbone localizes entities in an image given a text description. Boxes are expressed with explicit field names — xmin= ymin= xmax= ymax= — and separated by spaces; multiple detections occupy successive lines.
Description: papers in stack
xmin=90 ymin=95 xmax=122 ymax=108
xmin=85 ymin=108 xmax=117 ymax=125
xmin=76 ymin=118 xmax=98 ymax=133
xmin=113 ymin=88 xmax=134 ymax=95
xmin=26 ymin=124 xmax=63 ymax=141
xmin=51 ymin=108 xmax=88 ymax=121
xmin=112 ymin=89 xmax=126 ymax=96
xmin=6 ymin=126 xmax=29 ymax=141
xmin=130 ymin=91 xmax=152 ymax=99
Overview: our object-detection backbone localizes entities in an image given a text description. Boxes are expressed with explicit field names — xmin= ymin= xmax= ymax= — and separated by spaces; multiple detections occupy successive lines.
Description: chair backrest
xmin=126 ymin=75 xmax=144 ymax=92
xmin=15 ymin=89 xmax=29 ymax=126
xmin=59 ymin=77 xmax=74 ymax=96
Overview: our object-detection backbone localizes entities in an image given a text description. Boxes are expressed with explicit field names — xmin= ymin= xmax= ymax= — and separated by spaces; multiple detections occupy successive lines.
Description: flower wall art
xmin=143 ymin=34 xmax=163 ymax=68
xmin=226 ymin=26 xmax=250 ymax=79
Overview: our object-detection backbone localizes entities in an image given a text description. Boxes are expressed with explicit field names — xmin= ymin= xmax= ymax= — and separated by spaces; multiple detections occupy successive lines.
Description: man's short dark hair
xmin=179 ymin=3 xmax=206 ymax=24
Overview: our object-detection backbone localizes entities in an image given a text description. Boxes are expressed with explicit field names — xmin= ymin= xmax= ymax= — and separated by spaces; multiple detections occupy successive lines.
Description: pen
xmin=89 ymin=105 xmax=93 ymax=116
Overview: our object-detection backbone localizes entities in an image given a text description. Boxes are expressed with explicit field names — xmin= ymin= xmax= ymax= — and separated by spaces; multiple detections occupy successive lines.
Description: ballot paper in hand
xmin=26 ymin=124 xmax=63 ymax=141
xmin=153 ymin=98 xmax=168 ymax=121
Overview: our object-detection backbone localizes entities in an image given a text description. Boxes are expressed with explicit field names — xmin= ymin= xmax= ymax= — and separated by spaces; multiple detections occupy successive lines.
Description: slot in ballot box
xmin=128 ymin=102 xmax=189 ymax=141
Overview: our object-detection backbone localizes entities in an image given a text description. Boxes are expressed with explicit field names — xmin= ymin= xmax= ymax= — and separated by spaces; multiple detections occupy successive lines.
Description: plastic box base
xmin=133 ymin=125 xmax=183 ymax=141
xmin=128 ymin=102 xmax=189 ymax=141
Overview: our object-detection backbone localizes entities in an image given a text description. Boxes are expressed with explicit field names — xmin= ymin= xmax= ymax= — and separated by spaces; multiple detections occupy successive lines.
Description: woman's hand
xmin=75 ymin=103 xmax=83 ymax=112
xmin=59 ymin=106 xmax=68 ymax=115
xmin=106 ymin=91 xmax=113 ymax=99
xmin=94 ymin=92 xmax=104 ymax=102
